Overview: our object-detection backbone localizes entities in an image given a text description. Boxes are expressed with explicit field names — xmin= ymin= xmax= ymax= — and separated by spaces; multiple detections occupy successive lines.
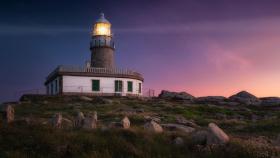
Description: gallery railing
xmin=47 ymin=65 xmax=143 ymax=80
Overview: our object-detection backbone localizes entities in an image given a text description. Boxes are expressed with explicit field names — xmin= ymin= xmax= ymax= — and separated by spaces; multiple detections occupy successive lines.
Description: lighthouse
xmin=45 ymin=13 xmax=144 ymax=96
xmin=90 ymin=13 xmax=115 ymax=68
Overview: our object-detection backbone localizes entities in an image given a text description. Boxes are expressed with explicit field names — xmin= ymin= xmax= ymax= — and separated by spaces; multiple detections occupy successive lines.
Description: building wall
xmin=46 ymin=77 xmax=60 ymax=95
xmin=62 ymin=75 xmax=143 ymax=96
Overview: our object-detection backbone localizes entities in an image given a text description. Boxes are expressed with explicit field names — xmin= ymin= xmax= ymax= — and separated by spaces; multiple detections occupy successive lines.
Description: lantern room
xmin=92 ymin=13 xmax=111 ymax=36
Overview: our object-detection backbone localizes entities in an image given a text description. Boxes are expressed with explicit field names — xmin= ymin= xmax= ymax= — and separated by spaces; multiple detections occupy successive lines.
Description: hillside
xmin=1 ymin=93 xmax=280 ymax=158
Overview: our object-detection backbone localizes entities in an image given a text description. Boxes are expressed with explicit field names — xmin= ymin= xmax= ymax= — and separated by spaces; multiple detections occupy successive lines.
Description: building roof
xmin=45 ymin=65 xmax=144 ymax=85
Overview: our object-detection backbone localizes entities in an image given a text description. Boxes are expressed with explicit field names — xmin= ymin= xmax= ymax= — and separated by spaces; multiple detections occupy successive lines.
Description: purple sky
xmin=1 ymin=0 xmax=280 ymax=102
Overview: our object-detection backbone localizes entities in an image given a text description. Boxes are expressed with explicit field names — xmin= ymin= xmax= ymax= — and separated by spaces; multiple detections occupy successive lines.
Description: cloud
xmin=0 ymin=25 xmax=88 ymax=35
xmin=1 ymin=16 xmax=280 ymax=36
xmin=204 ymin=43 xmax=252 ymax=71
xmin=115 ymin=25 xmax=191 ymax=34
xmin=116 ymin=17 xmax=280 ymax=35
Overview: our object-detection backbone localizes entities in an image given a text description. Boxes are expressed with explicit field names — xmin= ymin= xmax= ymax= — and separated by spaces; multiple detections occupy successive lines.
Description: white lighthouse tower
xmin=45 ymin=13 xmax=144 ymax=96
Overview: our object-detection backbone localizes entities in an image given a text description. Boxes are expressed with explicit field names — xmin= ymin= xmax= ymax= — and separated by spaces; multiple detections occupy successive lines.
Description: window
xmin=55 ymin=79 xmax=58 ymax=93
xmin=46 ymin=85 xmax=49 ymax=95
xmin=92 ymin=80 xmax=100 ymax=91
xmin=138 ymin=83 xmax=142 ymax=93
xmin=127 ymin=81 xmax=133 ymax=92
xmin=115 ymin=80 xmax=123 ymax=92
xmin=51 ymin=83 xmax=54 ymax=95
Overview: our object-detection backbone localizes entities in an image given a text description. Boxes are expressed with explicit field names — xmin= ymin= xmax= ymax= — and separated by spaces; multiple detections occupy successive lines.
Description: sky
xmin=1 ymin=0 xmax=280 ymax=102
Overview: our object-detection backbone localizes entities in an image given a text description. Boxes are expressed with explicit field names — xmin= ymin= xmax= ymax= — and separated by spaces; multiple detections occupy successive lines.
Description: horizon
xmin=1 ymin=0 xmax=280 ymax=102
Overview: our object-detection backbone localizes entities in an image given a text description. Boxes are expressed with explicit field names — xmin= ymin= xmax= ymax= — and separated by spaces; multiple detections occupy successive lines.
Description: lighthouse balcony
xmin=46 ymin=65 xmax=144 ymax=84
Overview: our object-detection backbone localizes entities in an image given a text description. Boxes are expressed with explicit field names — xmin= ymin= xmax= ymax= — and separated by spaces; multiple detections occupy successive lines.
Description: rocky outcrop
xmin=158 ymin=90 xmax=195 ymax=100
xmin=173 ymin=137 xmax=184 ymax=145
xmin=175 ymin=116 xmax=198 ymax=128
xmin=191 ymin=123 xmax=229 ymax=146
xmin=93 ymin=111 xmax=98 ymax=122
xmin=79 ymin=96 xmax=93 ymax=101
xmin=144 ymin=115 xmax=161 ymax=123
xmin=83 ymin=114 xmax=97 ymax=129
xmin=74 ymin=111 xmax=85 ymax=128
xmin=195 ymin=96 xmax=228 ymax=105
xmin=116 ymin=108 xmax=144 ymax=116
xmin=260 ymin=97 xmax=280 ymax=106
xmin=95 ymin=97 xmax=113 ymax=104
xmin=207 ymin=123 xmax=230 ymax=145
xmin=2 ymin=105 xmax=14 ymax=125
xmin=121 ymin=116 xmax=130 ymax=129
xmin=191 ymin=130 xmax=208 ymax=145
xmin=144 ymin=121 xmax=163 ymax=133
xmin=229 ymin=91 xmax=261 ymax=105
xmin=51 ymin=113 xmax=62 ymax=128
xmin=161 ymin=123 xmax=195 ymax=134
xmin=61 ymin=118 xmax=73 ymax=129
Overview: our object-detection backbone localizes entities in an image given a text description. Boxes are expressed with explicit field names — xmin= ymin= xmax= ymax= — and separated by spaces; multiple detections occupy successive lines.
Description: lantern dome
xmin=93 ymin=13 xmax=111 ymax=36
xmin=96 ymin=13 xmax=110 ymax=24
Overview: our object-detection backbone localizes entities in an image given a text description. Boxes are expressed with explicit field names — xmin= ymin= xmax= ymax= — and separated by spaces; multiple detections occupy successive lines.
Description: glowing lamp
xmin=93 ymin=13 xmax=111 ymax=36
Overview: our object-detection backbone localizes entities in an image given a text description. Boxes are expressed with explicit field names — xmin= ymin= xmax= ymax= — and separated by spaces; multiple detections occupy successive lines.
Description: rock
xmin=143 ymin=115 xmax=161 ymax=123
xmin=260 ymin=97 xmax=280 ymax=106
xmin=151 ymin=117 xmax=161 ymax=123
xmin=93 ymin=111 xmax=98 ymax=122
xmin=144 ymin=121 xmax=163 ymax=133
xmin=221 ymin=102 xmax=240 ymax=106
xmin=207 ymin=123 xmax=230 ymax=145
xmin=79 ymin=96 xmax=93 ymax=101
xmin=175 ymin=116 xmax=198 ymax=128
xmin=158 ymin=90 xmax=195 ymax=100
xmin=116 ymin=108 xmax=137 ymax=115
xmin=83 ymin=114 xmax=97 ymax=129
xmin=74 ymin=111 xmax=85 ymax=128
xmin=2 ymin=105 xmax=15 ymax=125
xmin=195 ymin=96 xmax=228 ymax=105
xmin=143 ymin=115 xmax=151 ymax=120
xmin=103 ymin=98 xmax=113 ymax=104
xmin=191 ymin=130 xmax=208 ymax=145
xmin=135 ymin=108 xmax=145 ymax=113
xmin=95 ymin=97 xmax=113 ymax=104
xmin=62 ymin=118 xmax=73 ymax=128
xmin=51 ymin=113 xmax=62 ymax=128
xmin=229 ymin=91 xmax=261 ymax=106
xmin=174 ymin=137 xmax=184 ymax=146
xmin=161 ymin=123 xmax=195 ymax=134
xmin=121 ymin=116 xmax=130 ymax=129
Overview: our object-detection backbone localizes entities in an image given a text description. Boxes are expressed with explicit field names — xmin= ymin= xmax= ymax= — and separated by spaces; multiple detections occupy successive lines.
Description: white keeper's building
xmin=45 ymin=13 xmax=144 ymax=96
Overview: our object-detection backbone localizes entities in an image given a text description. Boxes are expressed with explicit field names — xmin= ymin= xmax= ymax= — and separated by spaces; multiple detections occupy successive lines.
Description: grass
xmin=0 ymin=95 xmax=280 ymax=157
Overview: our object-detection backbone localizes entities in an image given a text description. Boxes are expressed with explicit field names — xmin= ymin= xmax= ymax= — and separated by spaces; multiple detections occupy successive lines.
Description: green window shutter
xmin=115 ymin=80 xmax=118 ymax=92
xmin=92 ymin=80 xmax=100 ymax=91
xmin=127 ymin=81 xmax=133 ymax=92
xmin=120 ymin=81 xmax=123 ymax=92
xmin=115 ymin=80 xmax=123 ymax=92
xmin=139 ymin=83 xmax=142 ymax=93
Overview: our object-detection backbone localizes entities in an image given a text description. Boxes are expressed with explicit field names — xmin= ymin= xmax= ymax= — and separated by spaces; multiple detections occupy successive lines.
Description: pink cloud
xmin=205 ymin=43 xmax=252 ymax=71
